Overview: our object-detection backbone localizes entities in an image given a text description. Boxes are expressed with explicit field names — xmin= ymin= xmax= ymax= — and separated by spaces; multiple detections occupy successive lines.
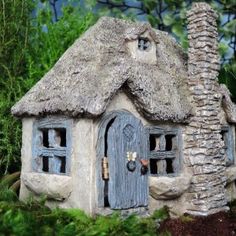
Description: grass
xmin=0 ymin=182 xmax=171 ymax=236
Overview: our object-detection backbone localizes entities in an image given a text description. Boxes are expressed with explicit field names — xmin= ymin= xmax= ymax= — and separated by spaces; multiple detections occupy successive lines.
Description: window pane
xmin=55 ymin=128 xmax=67 ymax=147
xmin=42 ymin=156 xmax=49 ymax=172
xmin=150 ymin=158 xmax=158 ymax=174
xmin=165 ymin=134 xmax=176 ymax=151
xmin=60 ymin=156 xmax=66 ymax=173
xmin=48 ymin=128 xmax=67 ymax=147
xmin=166 ymin=159 xmax=174 ymax=174
xmin=220 ymin=129 xmax=227 ymax=149
xmin=138 ymin=38 xmax=150 ymax=51
xmin=54 ymin=156 xmax=66 ymax=174
xmin=42 ymin=129 xmax=49 ymax=148
xmin=149 ymin=134 xmax=161 ymax=151
xmin=221 ymin=126 xmax=234 ymax=166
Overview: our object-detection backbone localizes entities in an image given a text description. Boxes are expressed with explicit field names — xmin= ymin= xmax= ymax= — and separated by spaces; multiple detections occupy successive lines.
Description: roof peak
xmin=12 ymin=15 xmax=192 ymax=122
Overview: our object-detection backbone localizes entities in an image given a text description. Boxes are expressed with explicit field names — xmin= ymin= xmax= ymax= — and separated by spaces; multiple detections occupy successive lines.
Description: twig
xmin=49 ymin=0 xmax=58 ymax=22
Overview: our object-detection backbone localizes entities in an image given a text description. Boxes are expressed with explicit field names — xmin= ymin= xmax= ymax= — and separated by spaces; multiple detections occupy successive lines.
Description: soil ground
xmin=159 ymin=210 xmax=236 ymax=236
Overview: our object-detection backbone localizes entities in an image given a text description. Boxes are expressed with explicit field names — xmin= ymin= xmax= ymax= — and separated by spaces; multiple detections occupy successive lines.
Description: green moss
xmin=179 ymin=215 xmax=194 ymax=223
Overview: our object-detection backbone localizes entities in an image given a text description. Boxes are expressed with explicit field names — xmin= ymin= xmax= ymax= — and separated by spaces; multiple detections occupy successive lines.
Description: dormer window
xmin=138 ymin=37 xmax=151 ymax=51
xmin=127 ymin=33 xmax=156 ymax=64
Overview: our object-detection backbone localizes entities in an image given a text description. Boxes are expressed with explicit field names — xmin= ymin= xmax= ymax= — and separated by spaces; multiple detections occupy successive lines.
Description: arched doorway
xmin=97 ymin=110 xmax=148 ymax=209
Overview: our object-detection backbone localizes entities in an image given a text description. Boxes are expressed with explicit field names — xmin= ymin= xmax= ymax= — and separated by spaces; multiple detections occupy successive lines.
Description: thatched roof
xmin=12 ymin=17 xmax=192 ymax=122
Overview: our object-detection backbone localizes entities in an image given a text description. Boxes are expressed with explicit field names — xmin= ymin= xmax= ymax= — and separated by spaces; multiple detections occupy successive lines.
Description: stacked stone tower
xmin=185 ymin=2 xmax=228 ymax=215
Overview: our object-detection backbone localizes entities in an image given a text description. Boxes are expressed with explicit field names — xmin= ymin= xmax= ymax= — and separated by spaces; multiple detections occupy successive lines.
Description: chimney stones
xmin=185 ymin=2 xmax=228 ymax=215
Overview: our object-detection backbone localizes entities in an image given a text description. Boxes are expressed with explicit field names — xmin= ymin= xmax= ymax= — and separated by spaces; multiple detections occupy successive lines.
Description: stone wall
xmin=184 ymin=2 xmax=228 ymax=215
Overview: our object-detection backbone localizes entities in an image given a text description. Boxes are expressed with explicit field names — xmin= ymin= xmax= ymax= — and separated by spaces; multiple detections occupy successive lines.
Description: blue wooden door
xmin=107 ymin=113 xmax=148 ymax=209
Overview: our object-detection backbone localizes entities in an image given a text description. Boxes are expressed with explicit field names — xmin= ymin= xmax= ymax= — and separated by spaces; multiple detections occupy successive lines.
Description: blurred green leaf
xmin=172 ymin=22 xmax=183 ymax=38
xmin=224 ymin=19 xmax=236 ymax=34
xmin=111 ymin=0 xmax=123 ymax=4
xmin=219 ymin=61 xmax=236 ymax=102
xmin=219 ymin=42 xmax=229 ymax=57
xmin=85 ymin=0 xmax=97 ymax=8
xmin=179 ymin=7 xmax=187 ymax=19
xmin=147 ymin=14 xmax=160 ymax=27
xmin=143 ymin=0 xmax=157 ymax=13
xmin=163 ymin=13 xmax=175 ymax=26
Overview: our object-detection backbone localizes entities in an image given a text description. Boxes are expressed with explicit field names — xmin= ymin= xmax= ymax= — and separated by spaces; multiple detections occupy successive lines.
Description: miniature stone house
xmin=12 ymin=3 xmax=236 ymax=216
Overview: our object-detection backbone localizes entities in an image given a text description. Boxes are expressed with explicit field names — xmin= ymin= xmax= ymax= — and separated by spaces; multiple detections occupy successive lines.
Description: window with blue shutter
xmin=32 ymin=118 xmax=72 ymax=175
xmin=146 ymin=126 xmax=182 ymax=177
xmin=220 ymin=126 xmax=234 ymax=166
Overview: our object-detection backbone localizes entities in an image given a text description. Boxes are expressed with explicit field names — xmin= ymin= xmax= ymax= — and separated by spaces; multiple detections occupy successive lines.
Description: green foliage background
xmin=0 ymin=175 xmax=170 ymax=236
xmin=0 ymin=0 xmax=235 ymax=174
xmin=0 ymin=0 xmax=97 ymax=174
xmin=0 ymin=200 xmax=169 ymax=236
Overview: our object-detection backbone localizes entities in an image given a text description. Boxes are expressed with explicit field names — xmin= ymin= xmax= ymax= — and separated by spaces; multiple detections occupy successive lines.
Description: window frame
xmin=138 ymin=37 xmax=151 ymax=51
xmin=221 ymin=125 xmax=234 ymax=167
xmin=32 ymin=117 xmax=72 ymax=175
xmin=146 ymin=126 xmax=182 ymax=177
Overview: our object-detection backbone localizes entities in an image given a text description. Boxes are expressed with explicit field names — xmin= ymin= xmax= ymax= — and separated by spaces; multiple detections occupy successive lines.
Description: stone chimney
xmin=185 ymin=3 xmax=228 ymax=215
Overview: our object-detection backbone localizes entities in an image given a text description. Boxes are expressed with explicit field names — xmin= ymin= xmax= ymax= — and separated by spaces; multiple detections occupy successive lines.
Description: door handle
xmin=127 ymin=152 xmax=137 ymax=172
xmin=140 ymin=159 xmax=149 ymax=175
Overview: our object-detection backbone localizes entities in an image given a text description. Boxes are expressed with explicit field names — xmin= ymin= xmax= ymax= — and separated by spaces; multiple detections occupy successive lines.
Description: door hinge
xmin=102 ymin=157 xmax=109 ymax=180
